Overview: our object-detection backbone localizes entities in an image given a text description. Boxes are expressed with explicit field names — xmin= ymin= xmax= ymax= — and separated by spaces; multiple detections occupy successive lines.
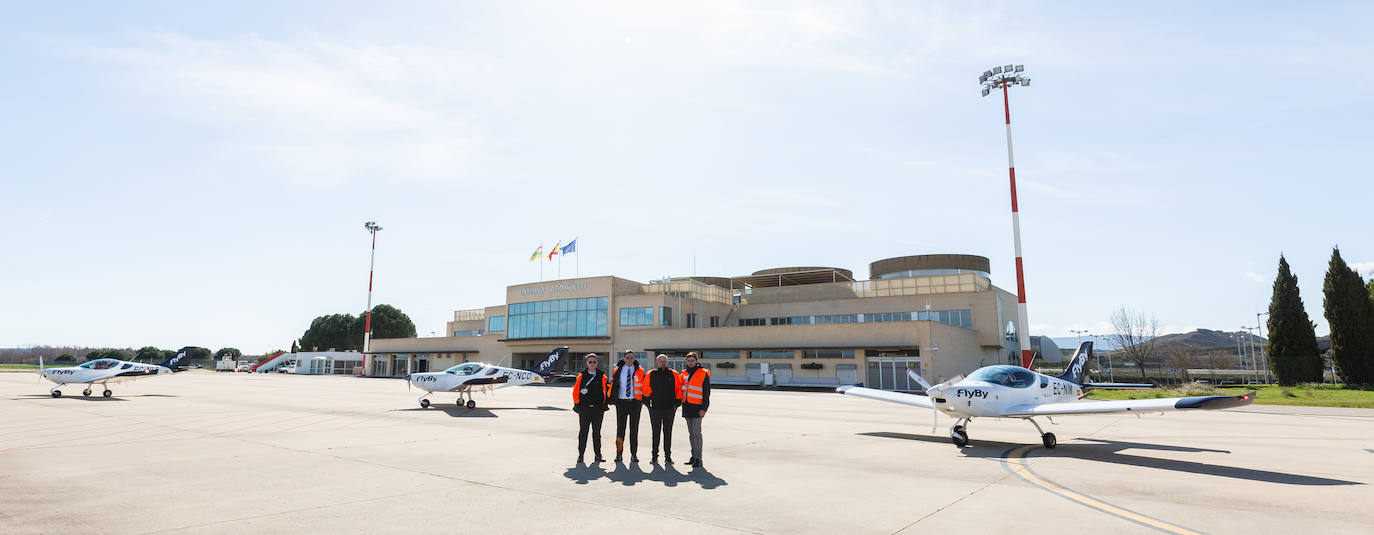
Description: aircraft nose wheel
xmin=103 ymin=389 xmax=112 ymax=398
xmin=950 ymin=425 xmax=968 ymax=447
xmin=420 ymin=399 xmax=430 ymax=409
xmin=1041 ymin=432 xmax=1057 ymax=449
xmin=466 ymin=400 xmax=476 ymax=409
xmin=83 ymin=388 xmax=92 ymax=396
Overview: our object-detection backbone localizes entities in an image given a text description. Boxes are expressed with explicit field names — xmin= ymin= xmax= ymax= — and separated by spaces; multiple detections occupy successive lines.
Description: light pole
xmin=363 ymin=221 xmax=383 ymax=373
xmin=1256 ymin=312 xmax=1270 ymax=384
xmin=980 ymin=64 xmax=1034 ymax=369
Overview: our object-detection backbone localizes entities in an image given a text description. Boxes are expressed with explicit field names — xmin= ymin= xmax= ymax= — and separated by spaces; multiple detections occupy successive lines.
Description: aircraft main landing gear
xmin=83 ymin=388 xmax=92 ymax=396
xmin=51 ymin=390 xmax=62 ymax=398
xmin=420 ymin=399 xmax=430 ymax=408
xmin=949 ymin=418 xmax=969 ymax=447
xmin=103 ymin=389 xmax=113 ymax=398
xmin=466 ymin=400 xmax=476 ymax=409
xmin=1025 ymin=417 xmax=1056 ymax=449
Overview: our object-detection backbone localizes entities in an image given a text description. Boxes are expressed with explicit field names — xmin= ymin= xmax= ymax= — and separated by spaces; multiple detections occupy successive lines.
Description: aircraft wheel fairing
xmin=951 ymin=426 xmax=968 ymax=447
xmin=103 ymin=390 xmax=112 ymax=398
xmin=466 ymin=400 xmax=476 ymax=409
xmin=420 ymin=399 xmax=430 ymax=409
xmin=1042 ymin=432 xmax=1056 ymax=449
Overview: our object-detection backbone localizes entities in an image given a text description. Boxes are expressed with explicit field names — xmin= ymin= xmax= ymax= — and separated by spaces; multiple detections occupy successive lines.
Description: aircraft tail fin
xmin=160 ymin=347 xmax=194 ymax=371
xmin=530 ymin=346 xmax=569 ymax=376
xmin=1056 ymin=342 xmax=1092 ymax=385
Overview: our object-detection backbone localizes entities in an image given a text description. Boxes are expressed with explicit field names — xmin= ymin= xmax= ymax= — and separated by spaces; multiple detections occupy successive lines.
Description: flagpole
xmin=540 ymin=243 xmax=544 ymax=282
xmin=576 ymin=237 xmax=580 ymax=278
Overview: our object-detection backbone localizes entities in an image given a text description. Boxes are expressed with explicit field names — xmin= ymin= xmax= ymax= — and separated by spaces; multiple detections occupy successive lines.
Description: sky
xmin=2 ymin=1 xmax=1371 ymax=353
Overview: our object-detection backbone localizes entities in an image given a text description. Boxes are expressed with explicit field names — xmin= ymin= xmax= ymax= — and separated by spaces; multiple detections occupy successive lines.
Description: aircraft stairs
xmin=251 ymin=351 xmax=289 ymax=373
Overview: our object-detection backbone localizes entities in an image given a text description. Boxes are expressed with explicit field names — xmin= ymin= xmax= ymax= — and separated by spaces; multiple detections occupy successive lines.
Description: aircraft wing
xmin=1000 ymin=391 xmax=1255 ymax=417
xmin=836 ymin=386 xmax=935 ymax=410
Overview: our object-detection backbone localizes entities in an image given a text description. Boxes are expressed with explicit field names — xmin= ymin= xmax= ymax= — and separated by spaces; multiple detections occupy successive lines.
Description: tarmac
xmin=1 ymin=370 xmax=1371 ymax=534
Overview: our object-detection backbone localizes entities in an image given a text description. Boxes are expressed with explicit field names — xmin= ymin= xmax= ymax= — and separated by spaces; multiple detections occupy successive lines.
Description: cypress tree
xmin=1265 ymin=256 xmax=1322 ymax=385
xmin=1322 ymin=248 xmax=1374 ymax=385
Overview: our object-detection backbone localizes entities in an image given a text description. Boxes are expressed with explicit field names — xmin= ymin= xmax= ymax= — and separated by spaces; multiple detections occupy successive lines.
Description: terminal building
xmin=367 ymin=254 xmax=1037 ymax=391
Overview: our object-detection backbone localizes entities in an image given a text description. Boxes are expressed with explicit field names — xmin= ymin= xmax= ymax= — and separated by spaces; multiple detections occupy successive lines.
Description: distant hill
xmin=1051 ymin=328 xmax=1264 ymax=353
xmin=1154 ymin=329 xmax=1264 ymax=349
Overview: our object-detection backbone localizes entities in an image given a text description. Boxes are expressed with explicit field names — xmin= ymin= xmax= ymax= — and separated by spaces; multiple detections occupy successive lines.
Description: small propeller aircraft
xmin=407 ymin=347 xmax=568 ymax=409
xmin=838 ymin=342 xmax=1255 ymax=448
xmin=38 ymin=347 xmax=194 ymax=398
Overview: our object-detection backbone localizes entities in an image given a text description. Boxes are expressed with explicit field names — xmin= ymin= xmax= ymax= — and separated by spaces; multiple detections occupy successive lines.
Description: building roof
xmin=733 ymin=267 xmax=856 ymax=288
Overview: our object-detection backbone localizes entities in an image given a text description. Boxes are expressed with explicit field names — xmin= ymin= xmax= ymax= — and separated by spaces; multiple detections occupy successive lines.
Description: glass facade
xmin=507 ymin=297 xmax=608 ymax=339
xmin=917 ymin=309 xmax=973 ymax=328
xmin=660 ymin=307 xmax=673 ymax=326
xmin=815 ymin=314 xmax=860 ymax=324
xmin=620 ymin=307 xmax=654 ymax=326
xmin=749 ymin=350 xmax=794 ymax=359
xmin=486 ymin=315 xmax=506 ymax=332
xmin=701 ymin=351 xmax=738 ymax=359
xmin=736 ymin=310 xmax=972 ymax=328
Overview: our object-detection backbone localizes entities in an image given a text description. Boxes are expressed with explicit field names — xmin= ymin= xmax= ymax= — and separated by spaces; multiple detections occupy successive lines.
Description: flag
xmin=560 ymin=239 xmax=577 ymax=255
xmin=529 ymin=245 xmax=543 ymax=263
xmin=547 ymin=241 xmax=561 ymax=261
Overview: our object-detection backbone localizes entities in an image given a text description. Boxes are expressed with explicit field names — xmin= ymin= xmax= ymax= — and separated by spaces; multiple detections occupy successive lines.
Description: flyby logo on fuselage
xmin=414 ymin=375 xmax=438 ymax=383
xmin=954 ymin=388 xmax=988 ymax=399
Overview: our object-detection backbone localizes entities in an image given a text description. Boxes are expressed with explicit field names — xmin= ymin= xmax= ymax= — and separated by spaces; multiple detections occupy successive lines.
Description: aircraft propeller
xmin=907 ymin=368 xmax=941 ymax=432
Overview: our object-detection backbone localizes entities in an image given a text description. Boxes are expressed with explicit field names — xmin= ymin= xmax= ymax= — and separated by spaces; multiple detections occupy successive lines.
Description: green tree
xmin=1323 ymin=247 xmax=1374 ymax=385
xmin=134 ymin=346 xmax=163 ymax=362
xmin=187 ymin=347 xmax=213 ymax=361
xmin=300 ymin=313 xmax=361 ymax=352
xmin=84 ymin=350 xmax=102 ymax=361
xmin=214 ymin=348 xmax=242 ymax=360
xmin=290 ymin=340 xmax=300 ymax=353
xmin=103 ymin=349 xmax=130 ymax=360
xmin=359 ymin=304 xmax=418 ymax=340
xmin=55 ymin=354 xmax=76 ymax=364
xmin=1266 ymin=256 xmax=1323 ymax=385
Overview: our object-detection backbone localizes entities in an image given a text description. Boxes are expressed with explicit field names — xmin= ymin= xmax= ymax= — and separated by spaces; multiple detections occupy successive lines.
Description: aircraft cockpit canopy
xmin=80 ymin=359 xmax=121 ymax=370
xmin=445 ymin=362 xmax=484 ymax=375
xmin=965 ymin=365 xmax=1036 ymax=388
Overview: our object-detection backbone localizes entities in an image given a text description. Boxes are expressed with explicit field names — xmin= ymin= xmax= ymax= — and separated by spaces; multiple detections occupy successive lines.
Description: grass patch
xmin=0 ymin=364 xmax=46 ymax=370
xmin=1085 ymin=382 xmax=1374 ymax=409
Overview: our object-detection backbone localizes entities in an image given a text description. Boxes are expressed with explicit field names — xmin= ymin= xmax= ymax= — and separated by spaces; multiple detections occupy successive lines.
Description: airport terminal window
xmin=738 ymin=318 xmax=766 ymax=327
xmin=701 ymin=351 xmax=738 ymax=359
xmin=916 ymin=309 xmax=973 ymax=328
xmin=620 ymin=307 xmax=654 ymax=326
xmin=803 ymin=349 xmax=855 ymax=359
xmin=686 ymin=313 xmax=697 ymax=328
xmin=749 ymin=350 xmax=794 ymax=359
xmin=710 ymin=316 xmax=720 ymax=327
xmin=660 ymin=307 xmax=672 ymax=326
xmin=487 ymin=315 xmax=506 ymax=332
xmin=814 ymin=314 xmax=859 ymax=324
xmin=507 ymin=297 xmax=608 ymax=339
xmin=866 ymin=312 xmax=913 ymax=323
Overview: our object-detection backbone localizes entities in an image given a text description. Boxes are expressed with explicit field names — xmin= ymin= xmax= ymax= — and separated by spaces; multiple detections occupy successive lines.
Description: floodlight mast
xmin=980 ymin=65 xmax=1035 ymax=369
xmin=363 ymin=221 xmax=383 ymax=361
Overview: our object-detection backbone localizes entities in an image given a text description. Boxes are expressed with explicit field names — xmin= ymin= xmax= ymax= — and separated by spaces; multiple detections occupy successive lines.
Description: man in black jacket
xmin=643 ymin=354 xmax=682 ymax=464
xmin=572 ymin=354 xmax=609 ymax=464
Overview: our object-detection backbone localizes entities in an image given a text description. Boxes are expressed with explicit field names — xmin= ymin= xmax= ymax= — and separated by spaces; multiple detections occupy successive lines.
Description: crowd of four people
xmin=572 ymin=350 xmax=711 ymax=467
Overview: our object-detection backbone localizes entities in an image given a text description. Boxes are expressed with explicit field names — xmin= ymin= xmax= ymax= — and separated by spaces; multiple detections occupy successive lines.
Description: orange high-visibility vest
xmin=572 ymin=371 xmax=609 ymax=404
xmin=682 ymin=367 xmax=710 ymax=405
xmin=643 ymin=368 xmax=684 ymax=401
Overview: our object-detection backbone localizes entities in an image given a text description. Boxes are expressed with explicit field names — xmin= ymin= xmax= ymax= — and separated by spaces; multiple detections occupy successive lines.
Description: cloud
xmin=1350 ymin=262 xmax=1374 ymax=277
xmin=1242 ymin=271 xmax=1267 ymax=283
xmin=74 ymin=32 xmax=491 ymax=186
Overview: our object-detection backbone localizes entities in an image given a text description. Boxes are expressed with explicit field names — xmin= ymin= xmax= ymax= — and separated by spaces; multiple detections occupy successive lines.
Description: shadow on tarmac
xmin=564 ymin=461 xmax=728 ymax=489
xmin=860 ymin=431 xmax=1361 ymax=486
xmin=12 ymin=394 xmax=130 ymax=402
xmin=398 ymin=405 xmax=570 ymax=418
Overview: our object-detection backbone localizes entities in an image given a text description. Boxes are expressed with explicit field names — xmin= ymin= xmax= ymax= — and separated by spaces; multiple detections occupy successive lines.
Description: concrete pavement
xmin=1 ymin=371 xmax=1371 ymax=534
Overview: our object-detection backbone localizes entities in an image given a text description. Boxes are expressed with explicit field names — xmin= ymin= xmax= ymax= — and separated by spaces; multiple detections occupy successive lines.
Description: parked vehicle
xmin=277 ymin=363 xmax=296 ymax=374
xmin=216 ymin=358 xmax=237 ymax=372
xmin=235 ymin=361 xmax=253 ymax=372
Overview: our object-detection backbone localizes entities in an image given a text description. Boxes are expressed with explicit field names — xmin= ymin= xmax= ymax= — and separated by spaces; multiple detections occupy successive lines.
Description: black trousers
xmin=614 ymin=400 xmax=642 ymax=455
xmin=577 ymin=408 xmax=604 ymax=457
xmin=648 ymin=406 xmax=675 ymax=456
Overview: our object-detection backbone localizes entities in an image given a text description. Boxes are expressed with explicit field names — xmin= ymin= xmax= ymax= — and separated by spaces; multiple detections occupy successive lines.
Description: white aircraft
xmin=838 ymin=342 xmax=1255 ymax=448
xmin=38 ymin=347 xmax=193 ymax=398
xmin=408 ymin=347 xmax=568 ymax=409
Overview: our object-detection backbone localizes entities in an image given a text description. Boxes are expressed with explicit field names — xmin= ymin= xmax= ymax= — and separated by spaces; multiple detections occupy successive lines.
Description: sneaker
xmin=687 ymin=456 xmax=697 ymax=465
xmin=594 ymin=456 xmax=606 ymax=463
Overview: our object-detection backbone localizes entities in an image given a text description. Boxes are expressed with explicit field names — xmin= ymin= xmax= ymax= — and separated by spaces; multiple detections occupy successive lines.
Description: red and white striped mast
xmin=980 ymin=65 xmax=1034 ymax=369
xmin=362 ymin=221 xmax=383 ymax=363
